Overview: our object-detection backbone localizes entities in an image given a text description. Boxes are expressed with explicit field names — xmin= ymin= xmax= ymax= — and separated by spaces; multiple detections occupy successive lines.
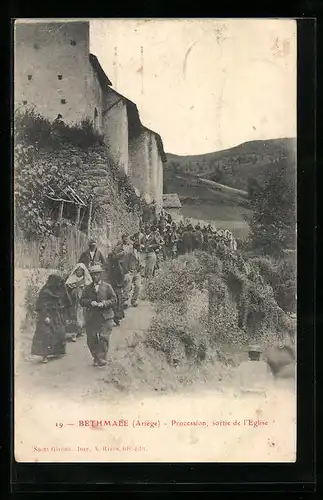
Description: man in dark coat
xmin=78 ymin=239 xmax=105 ymax=269
xmin=106 ymin=249 xmax=127 ymax=326
xmin=193 ymin=224 xmax=203 ymax=250
xmin=182 ymin=224 xmax=194 ymax=253
xmin=80 ymin=264 xmax=117 ymax=367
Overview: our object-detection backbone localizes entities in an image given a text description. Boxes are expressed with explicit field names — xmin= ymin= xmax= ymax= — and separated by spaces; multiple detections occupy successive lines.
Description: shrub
xmin=14 ymin=110 xmax=103 ymax=150
xmin=251 ymin=255 xmax=296 ymax=313
xmin=14 ymin=110 xmax=144 ymax=240
xmin=146 ymin=300 xmax=210 ymax=367
xmin=145 ymin=251 xmax=295 ymax=368
xmin=248 ymin=157 xmax=296 ymax=256
xmin=117 ymin=172 xmax=149 ymax=214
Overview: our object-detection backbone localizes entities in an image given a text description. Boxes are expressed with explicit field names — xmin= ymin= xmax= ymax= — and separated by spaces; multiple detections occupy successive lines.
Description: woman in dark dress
xmin=31 ymin=274 xmax=68 ymax=363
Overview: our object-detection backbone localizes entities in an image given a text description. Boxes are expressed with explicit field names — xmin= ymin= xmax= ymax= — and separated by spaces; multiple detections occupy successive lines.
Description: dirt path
xmin=14 ymin=298 xmax=296 ymax=463
xmin=15 ymin=300 xmax=155 ymax=399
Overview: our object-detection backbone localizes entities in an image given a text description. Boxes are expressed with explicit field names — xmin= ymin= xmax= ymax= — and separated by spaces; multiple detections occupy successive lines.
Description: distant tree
xmin=247 ymin=177 xmax=261 ymax=199
xmin=248 ymin=158 xmax=296 ymax=256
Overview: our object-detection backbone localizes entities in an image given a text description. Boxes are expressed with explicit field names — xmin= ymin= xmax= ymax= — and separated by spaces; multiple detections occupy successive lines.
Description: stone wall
xmin=21 ymin=142 xmax=140 ymax=258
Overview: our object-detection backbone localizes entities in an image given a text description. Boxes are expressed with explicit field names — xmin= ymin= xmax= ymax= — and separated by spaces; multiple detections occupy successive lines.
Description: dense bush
xmin=250 ymin=254 xmax=296 ymax=313
xmin=147 ymin=303 xmax=209 ymax=367
xmin=15 ymin=110 xmax=104 ymax=150
xmin=145 ymin=251 xmax=295 ymax=368
xmin=117 ymin=173 xmax=149 ymax=214
xmin=248 ymin=158 xmax=296 ymax=256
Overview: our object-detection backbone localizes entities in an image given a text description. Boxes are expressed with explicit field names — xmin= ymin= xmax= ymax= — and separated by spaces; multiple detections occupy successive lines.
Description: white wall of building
xmin=103 ymin=94 xmax=129 ymax=175
xmin=85 ymin=63 xmax=104 ymax=134
xmin=129 ymin=129 xmax=164 ymax=209
xmin=147 ymin=131 xmax=163 ymax=212
xmin=128 ymin=132 xmax=151 ymax=203
xmin=14 ymin=20 xmax=164 ymax=207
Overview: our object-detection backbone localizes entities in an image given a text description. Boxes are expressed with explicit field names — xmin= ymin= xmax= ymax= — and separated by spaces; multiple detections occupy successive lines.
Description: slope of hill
xmin=163 ymin=138 xmax=296 ymax=240
xmin=163 ymin=172 xmax=252 ymax=240
xmin=166 ymin=138 xmax=296 ymax=191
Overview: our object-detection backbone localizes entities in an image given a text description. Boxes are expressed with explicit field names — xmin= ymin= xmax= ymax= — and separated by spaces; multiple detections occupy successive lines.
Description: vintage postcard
xmin=14 ymin=18 xmax=297 ymax=463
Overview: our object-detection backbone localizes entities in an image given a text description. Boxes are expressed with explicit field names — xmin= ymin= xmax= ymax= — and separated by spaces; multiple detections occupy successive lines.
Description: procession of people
xmin=31 ymin=209 xmax=239 ymax=366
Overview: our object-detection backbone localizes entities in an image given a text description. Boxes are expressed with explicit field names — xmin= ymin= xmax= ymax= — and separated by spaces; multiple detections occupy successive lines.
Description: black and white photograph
xmin=14 ymin=18 xmax=296 ymax=462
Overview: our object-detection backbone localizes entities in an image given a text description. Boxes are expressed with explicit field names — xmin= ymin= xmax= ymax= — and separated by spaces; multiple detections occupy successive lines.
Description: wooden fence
xmin=14 ymin=224 xmax=89 ymax=270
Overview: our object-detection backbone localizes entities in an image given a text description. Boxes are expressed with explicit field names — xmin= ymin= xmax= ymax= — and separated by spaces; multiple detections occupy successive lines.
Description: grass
xmin=164 ymin=169 xmax=252 ymax=239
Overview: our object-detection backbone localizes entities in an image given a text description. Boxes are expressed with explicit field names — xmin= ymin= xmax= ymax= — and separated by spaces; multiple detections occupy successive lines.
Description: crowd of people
xmin=31 ymin=210 xmax=240 ymax=367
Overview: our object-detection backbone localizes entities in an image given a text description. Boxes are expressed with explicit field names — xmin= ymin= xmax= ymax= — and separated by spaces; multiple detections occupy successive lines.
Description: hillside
xmin=166 ymin=138 xmax=296 ymax=191
xmin=163 ymin=172 xmax=252 ymax=240
xmin=163 ymin=138 xmax=296 ymax=238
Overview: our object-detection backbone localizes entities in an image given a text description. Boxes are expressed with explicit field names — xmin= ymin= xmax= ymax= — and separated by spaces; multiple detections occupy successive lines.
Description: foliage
xmin=14 ymin=109 xmax=104 ymax=149
xmin=145 ymin=250 xmax=295 ymax=367
xmin=250 ymin=254 xmax=296 ymax=313
xmin=24 ymin=274 xmax=41 ymax=321
xmin=14 ymin=143 xmax=51 ymax=238
xmin=247 ymin=158 xmax=296 ymax=256
xmin=145 ymin=253 xmax=209 ymax=302
xmin=146 ymin=302 xmax=209 ymax=367
xmin=117 ymin=173 xmax=149 ymax=214
xmin=14 ymin=110 xmax=145 ymax=239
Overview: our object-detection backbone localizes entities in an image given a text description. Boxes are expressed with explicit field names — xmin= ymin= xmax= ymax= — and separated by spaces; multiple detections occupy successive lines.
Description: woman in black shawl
xmin=31 ymin=274 xmax=68 ymax=363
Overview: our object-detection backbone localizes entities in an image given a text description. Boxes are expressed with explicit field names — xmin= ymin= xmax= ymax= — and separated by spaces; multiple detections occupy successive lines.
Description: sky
xmin=90 ymin=19 xmax=296 ymax=156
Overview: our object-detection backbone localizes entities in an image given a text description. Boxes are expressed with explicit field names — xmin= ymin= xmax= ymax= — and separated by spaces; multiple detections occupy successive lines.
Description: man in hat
xmin=182 ymin=224 xmax=194 ymax=253
xmin=78 ymin=239 xmax=105 ymax=270
xmin=113 ymin=234 xmax=142 ymax=308
xmin=235 ymin=344 xmax=274 ymax=395
xmin=193 ymin=224 xmax=203 ymax=251
xmin=142 ymin=225 xmax=159 ymax=278
xmin=80 ymin=264 xmax=117 ymax=367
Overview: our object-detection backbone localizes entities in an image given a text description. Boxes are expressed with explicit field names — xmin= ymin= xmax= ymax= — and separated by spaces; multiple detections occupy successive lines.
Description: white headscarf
xmin=65 ymin=263 xmax=92 ymax=287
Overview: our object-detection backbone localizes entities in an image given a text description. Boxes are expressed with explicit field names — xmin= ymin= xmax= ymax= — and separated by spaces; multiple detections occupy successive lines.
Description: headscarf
xmin=47 ymin=274 xmax=65 ymax=290
xmin=65 ymin=263 xmax=92 ymax=288
xmin=37 ymin=274 xmax=67 ymax=304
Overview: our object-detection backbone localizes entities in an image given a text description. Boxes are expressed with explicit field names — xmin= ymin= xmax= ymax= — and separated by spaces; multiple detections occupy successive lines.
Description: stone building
xmin=14 ymin=20 xmax=166 ymax=210
xmin=14 ymin=21 xmax=104 ymax=129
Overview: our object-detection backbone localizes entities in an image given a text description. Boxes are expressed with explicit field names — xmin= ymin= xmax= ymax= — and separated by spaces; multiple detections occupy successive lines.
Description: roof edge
xmin=89 ymin=58 xmax=166 ymax=162
xmin=89 ymin=53 xmax=112 ymax=88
